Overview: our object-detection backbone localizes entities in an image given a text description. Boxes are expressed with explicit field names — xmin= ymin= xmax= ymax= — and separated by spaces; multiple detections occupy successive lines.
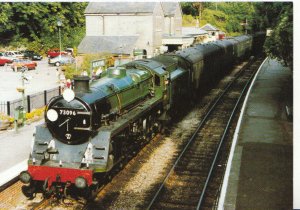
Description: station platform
xmin=219 ymin=58 xmax=293 ymax=209
xmin=0 ymin=120 xmax=41 ymax=187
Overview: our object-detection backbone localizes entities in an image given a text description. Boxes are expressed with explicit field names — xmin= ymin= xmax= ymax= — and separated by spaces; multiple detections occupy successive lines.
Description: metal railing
xmin=0 ymin=86 xmax=61 ymax=117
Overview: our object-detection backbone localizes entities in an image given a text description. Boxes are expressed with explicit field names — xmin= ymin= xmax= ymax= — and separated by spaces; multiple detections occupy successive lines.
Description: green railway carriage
xmin=211 ymin=39 xmax=236 ymax=75
xmin=175 ymin=47 xmax=204 ymax=93
xmin=230 ymin=35 xmax=253 ymax=60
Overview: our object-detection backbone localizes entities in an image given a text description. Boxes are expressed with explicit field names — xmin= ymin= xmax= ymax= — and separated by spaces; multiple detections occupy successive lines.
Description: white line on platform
xmin=0 ymin=159 xmax=27 ymax=187
xmin=217 ymin=57 xmax=269 ymax=210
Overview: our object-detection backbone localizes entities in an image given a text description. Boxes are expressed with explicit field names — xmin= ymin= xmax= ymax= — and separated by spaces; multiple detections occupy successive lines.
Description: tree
xmin=0 ymin=2 xmax=87 ymax=53
xmin=263 ymin=3 xmax=293 ymax=69
xmin=191 ymin=2 xmax=204 ymax=22
xmin=181 ymin=2 xmax=256 ymax=35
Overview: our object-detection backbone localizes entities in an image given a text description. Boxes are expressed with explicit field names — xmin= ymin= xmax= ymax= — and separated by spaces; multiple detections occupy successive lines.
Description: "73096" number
xmin=60 ymin=110 xmax=76 ymax=116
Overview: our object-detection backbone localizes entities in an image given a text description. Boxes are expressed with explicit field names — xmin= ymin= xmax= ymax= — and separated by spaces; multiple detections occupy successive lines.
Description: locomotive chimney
xmin=73 ymin=75 xmax=90 ymax=92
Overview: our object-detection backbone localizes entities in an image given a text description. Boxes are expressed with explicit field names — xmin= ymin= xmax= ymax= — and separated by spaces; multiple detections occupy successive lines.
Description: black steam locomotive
xmin=20 ymin=33 xmax=265 ymax=198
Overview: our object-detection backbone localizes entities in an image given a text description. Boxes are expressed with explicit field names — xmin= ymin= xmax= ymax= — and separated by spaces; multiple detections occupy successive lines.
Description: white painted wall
xmin=86 ymin=16 xmax=103 ymax=36
xmin=152 ymin=3 xmax=164 ymax=56
xmin=163 ymin=4 xmax=182 ymax=36
xmin=84 ymin=3 xmax=182 ymax=57
xmin=174 ymin=4 xmax=182 ymax=36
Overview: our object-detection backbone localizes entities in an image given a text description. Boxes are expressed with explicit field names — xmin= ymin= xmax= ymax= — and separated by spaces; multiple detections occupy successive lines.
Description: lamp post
xmin=57 ymin=19 xmax=62 ymax=60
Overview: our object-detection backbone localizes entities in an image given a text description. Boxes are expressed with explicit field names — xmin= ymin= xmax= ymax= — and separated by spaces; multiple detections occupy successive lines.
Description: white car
xmin=48 ymin=55 xmax=75 ymax=66
xmin=5 ymin=51 xmax=24 ymax=59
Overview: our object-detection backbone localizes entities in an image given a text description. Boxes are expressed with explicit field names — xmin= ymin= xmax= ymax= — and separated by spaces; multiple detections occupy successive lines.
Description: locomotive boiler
xmin=19 ymin=33 xmax=265 ymax=199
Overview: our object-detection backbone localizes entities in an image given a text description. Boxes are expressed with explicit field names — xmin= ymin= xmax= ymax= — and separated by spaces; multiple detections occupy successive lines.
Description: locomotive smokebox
xmin=73 ymin=76 xmax=90 ymax=92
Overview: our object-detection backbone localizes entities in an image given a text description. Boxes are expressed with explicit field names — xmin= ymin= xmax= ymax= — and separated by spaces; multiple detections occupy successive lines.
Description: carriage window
xmin=155 ymin=75 xmax=160 ymax=86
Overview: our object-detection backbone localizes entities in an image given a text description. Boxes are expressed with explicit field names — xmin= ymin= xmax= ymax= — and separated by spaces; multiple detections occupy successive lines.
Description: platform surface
xmin=222 ymin=58 xmax=293 ymax=210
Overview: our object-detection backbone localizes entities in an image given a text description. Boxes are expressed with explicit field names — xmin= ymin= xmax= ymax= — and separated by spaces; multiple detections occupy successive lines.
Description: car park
xmin=22 ymin=50 xmax=43 ymax=60
xmin=11 ymin=59 xmax=37 ymax=71
xmin=48 ymin=55 xmax=75 ymax=66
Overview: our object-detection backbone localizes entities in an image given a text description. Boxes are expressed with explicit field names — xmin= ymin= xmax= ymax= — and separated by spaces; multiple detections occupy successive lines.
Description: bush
xmin=183 ymin=15 xmax=197 ymax=27
xmin=62 ymin=53 xmax=114 ymax=79
xmin=0 ymin=113 xmax=14 ymax=123
xmin=25 ymin=107 xmax=45 ymax=123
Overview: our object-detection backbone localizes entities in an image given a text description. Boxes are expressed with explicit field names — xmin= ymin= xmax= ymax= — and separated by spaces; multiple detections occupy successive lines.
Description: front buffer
xmin=20 ymin=165 xmax=94 ymax=199
xmin=19 ymin=125 xmax=112 ymax=199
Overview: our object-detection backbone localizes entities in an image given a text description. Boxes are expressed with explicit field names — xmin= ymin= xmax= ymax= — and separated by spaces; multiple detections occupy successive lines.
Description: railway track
xmin=80 ymin=57 xmax=264 ymax=210
xmin=145 ymin=56 xmax=264 ymax=210
xmin=0 ymin=57 xmax=264 ymax=210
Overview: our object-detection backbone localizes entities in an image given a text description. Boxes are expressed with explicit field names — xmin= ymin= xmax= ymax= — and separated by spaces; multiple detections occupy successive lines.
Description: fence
xmin=0 ymin=86 xmax=61 ymax=117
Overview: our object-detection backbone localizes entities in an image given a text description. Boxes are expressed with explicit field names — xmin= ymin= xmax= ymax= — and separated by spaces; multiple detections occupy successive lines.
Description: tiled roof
xmin=200 ymin=23 xmax=219 ymax=31
xmin=78 ymin=36 xmax=139 ymax=54
xmin=161 ymin=2 xmax=178 ymax=16
xmin=85 ymin=2 xmax=157 ymax=14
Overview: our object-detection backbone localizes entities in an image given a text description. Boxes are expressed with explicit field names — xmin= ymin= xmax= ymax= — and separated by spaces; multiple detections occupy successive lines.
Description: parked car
xmin=47 ymin=48 xmax=67 ymax=58
xmin=11 ymin=59 xmax=37 ymax=71
xmin=5 ymin=51 xmax=24 ymax=59
xmin=65 ymin=48 xmax=74 ymax=56
xmin=23 ymin=50 xmax=43 ymax=60
xmin=0 ymin=57 xmax=11 ymax=66
xmin=0 ymin=52 xmax=15 ymax=63
xmin=48 ymin=55 xmax=75 ymax=66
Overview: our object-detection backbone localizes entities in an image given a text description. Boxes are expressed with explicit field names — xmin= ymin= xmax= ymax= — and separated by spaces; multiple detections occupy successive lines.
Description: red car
xmin=0 ymin=52 xmax=14 ymax=64
xmin=11 ymin=59 xmax=37 ymax=71
xmin=47 ymin=48 xmax=67 ymax=58
xmin=0 ymin=57 xmax=11 ymax=66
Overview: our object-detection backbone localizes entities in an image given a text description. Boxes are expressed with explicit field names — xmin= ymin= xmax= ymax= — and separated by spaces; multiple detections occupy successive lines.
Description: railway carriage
xmin=230 ymin=35 xmax=253 ymax=60
xmin=20 ymin=32 xmax=265 ymax=199
xmin=212 ymin=39 xmax=236 ymax=74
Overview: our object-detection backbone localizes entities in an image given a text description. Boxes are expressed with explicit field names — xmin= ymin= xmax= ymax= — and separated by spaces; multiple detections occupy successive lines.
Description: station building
xmin=78 ymin=2 xmax=222 ymax=58
xmin=78 ymin=2 xmax=182 ymax=58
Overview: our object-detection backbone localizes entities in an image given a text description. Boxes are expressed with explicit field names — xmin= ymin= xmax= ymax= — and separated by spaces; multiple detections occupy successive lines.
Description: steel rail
xmin=146 ymin=58 xmax=256 ymax=210
xmin=196 ymin=58 xmax=263 ymax=209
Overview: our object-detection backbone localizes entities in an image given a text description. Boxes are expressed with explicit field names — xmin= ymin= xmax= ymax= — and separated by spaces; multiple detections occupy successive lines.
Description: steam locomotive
xmin=20 ymin=33 xmax=265 ymax=199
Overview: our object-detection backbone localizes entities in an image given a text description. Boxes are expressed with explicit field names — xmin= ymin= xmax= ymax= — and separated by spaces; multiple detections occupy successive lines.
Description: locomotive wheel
xmin=85 ymin=184 xmax=99 ymax=201
xmin=22 ymin=185 xmax=36 ymax=199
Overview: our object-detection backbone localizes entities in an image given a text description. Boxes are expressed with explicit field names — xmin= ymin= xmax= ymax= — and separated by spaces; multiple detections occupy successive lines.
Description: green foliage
xmin=181 ymin=2 xmax=198 ymax=17
xmin=201 ymin=9 xmax=228 ymax=31
xmin=264 ymin=4 xmax=293 ymax=69
xmin=182 ymin=15 xmax=197 ymax=27
xmin=252 ymin=2 xmax=289 ymax=31
xmin=63 ymin=64 xmax=81 ymax=80
xmin=63 ymin=53 xmax=113 ymax=79
xmin=182 ymin=2 xmax=256 ymax=36
xmin=182 ymin=2 xmax=293 ymax=67
xmin=0 ymin=2 xmax=87 ymax=55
